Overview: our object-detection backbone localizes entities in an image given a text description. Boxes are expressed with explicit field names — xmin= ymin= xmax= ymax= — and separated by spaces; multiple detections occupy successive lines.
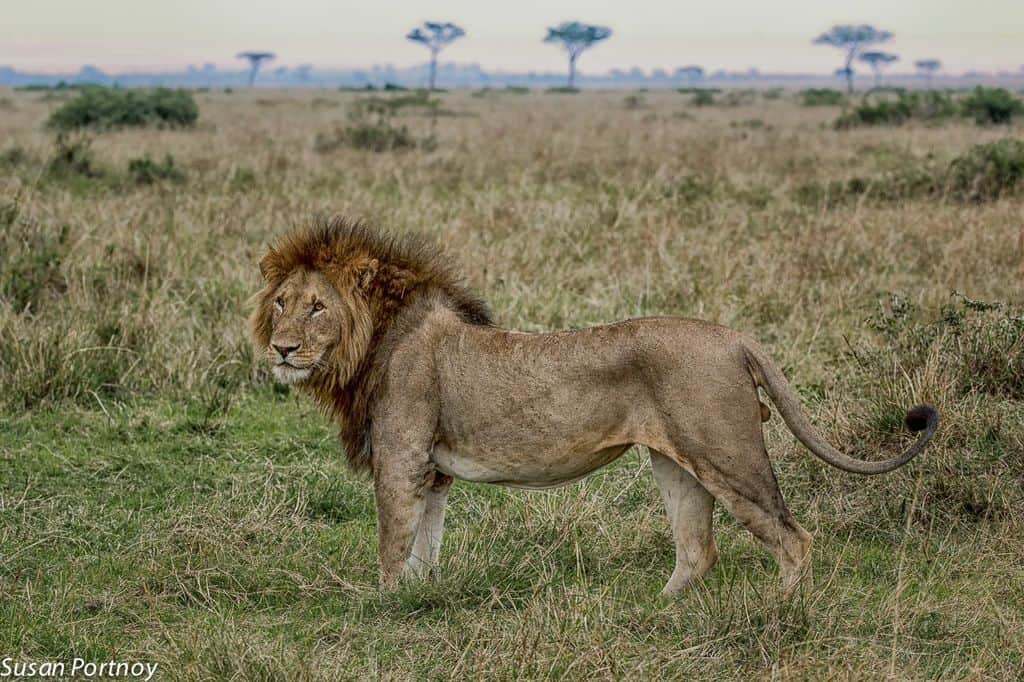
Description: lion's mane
xmin=249 ymin=217 xmax=492 ymax=471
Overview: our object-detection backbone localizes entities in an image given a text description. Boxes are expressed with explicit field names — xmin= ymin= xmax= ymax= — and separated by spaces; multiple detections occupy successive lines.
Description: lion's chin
xmin=273 ymin=364 xmax=312 ymax=385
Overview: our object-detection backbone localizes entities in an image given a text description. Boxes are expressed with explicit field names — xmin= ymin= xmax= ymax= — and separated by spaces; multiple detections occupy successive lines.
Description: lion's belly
xmin=431 ymin=443 xmax=631 ymax=489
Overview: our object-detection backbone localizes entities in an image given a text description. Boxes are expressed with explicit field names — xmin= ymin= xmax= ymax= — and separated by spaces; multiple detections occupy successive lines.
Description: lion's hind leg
xmin=650 ymin=450 xmax=718 ymax=594
xmin=686 ymin=442 xmax=813 ymax=597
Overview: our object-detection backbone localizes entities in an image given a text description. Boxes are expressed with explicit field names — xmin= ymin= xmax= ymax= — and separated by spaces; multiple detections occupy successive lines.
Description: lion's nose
xmin=272 ymin=343 xmax=300 ymax=359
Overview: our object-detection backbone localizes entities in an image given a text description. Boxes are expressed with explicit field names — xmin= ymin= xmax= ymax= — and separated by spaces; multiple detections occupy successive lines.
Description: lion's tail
xmin=742 ymin=342 xmax=938 ymax=475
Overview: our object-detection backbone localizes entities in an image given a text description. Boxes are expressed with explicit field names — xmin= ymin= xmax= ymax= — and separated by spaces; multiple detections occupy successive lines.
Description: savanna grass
xmin=1 ymin=86 xmax=1022 ymax=679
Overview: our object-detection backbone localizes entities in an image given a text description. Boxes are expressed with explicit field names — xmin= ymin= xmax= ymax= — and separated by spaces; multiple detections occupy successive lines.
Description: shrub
xmin=315 ymin=91 xmax=436 ymax=153
xmin=793 ymin=163 xmax=939 ymax=206
xmin=720 ymin=90 xmax=756 ymax=107
xmin=45 ymin=133 xmax=105 ymax=182
xmin=622 ymin=94 xmax=646 ymax=110
xmin=959 ymin=87 xmax=1024 ymax=125
xmin=947 ymin=138 xmax=1024 ymax=201
xmin=343 ymin=123 xmax=416 ymax=152
xmin=800 ymin=88 xmax=845 ymax=106
xmin=127 ymin=154 xmax=186 ymax=185
xmin=0 ymin=201 xmax=70 ymax=312
xmin=314 ymin=123 xmax=416 ymax=153
xmin=47 ymin=86 xmax=199 ymax=131
xmin=915 ymin=90 xmax=958 ymax=119
xmin=350 ymin=91 xmax=439 ymax=118
xmin=0 ymin=145 xmax=27 ymax=168
xmin=691 ymin=90 xmax=715 ymax=106
xmin=866 ymin=292 xmax=1024 ymax=400
xmin=836 ymin=94 xmax=915 ymax=128
xmin=835 ymin=90 xmax=956 ymax=128
xmin=794 ymin=139 xmax=1023 ymax=206
xmin=545 ymin=87 xmax=579 ymax=94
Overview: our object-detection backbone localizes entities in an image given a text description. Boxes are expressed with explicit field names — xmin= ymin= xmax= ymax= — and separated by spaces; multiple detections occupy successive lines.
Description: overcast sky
xmin=4 ymin=0 xmax=1022 ymax=75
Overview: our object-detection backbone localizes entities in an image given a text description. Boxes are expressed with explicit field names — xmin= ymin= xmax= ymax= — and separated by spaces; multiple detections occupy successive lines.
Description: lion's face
xmin=264 ymin=269 xmax=347 ymax=384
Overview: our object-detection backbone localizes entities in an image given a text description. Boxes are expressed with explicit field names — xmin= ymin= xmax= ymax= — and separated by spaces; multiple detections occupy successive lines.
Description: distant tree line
xmin=4 ymin=20 xmax=1016 ymax=91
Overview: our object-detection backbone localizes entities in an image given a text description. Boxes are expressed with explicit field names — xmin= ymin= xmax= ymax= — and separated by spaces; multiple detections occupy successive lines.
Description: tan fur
xmin=249 ymin=218 xmax=938 ymax=594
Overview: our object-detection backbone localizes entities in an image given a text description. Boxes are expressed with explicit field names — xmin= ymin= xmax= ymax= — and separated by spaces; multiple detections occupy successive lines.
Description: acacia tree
xmin=674 ymin=65 xmax=704 ymax=86
xmin=544 ymin=21 xmax=612 ymax=89
xmin=406 ymin=22 xmax=465 ymax=91
xmin=859 ymin=51 xmax=899 ymax=87
xmin=237 ymin=51 xmax=275 ymax=86
xmin=915 ymin=59 xmax=941 ymax=88
xmin=813 ymin=25 xmax=892 ymax=93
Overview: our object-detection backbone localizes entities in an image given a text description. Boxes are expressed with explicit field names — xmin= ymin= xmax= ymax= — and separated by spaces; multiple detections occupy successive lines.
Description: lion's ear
xmin=358 ymin=258 xmax=379 ymax=290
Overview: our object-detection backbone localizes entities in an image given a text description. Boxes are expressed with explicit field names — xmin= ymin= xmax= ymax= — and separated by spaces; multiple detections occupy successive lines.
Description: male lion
xmin=249 ymin=218 xmax=938 ymax=594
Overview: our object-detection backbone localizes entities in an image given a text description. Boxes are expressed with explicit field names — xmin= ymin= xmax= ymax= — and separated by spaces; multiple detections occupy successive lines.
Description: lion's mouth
xmin=272 ymin=362 xmax=313 ymax=384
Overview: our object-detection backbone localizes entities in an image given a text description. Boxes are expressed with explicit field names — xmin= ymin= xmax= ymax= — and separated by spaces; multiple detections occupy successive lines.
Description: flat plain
xmin=1 ymin=86 xmax=1022 ymax=679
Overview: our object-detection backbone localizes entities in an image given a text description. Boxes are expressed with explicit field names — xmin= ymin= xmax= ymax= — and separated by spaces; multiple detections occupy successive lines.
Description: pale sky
xmin=4 ymin=0 xmax=1022 ymax=75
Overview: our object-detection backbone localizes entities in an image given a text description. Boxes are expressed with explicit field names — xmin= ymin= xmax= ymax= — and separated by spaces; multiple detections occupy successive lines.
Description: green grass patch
xmin=0 ymin=393 xmax=1021 ymax=677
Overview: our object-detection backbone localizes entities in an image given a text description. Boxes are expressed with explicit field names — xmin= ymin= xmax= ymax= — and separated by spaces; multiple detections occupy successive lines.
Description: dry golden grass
xmin=1 ymin=86 xmax=1022 ymax=679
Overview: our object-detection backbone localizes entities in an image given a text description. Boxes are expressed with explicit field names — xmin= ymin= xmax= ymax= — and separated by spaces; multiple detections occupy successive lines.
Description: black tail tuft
xmin=905 ymin=404 xmax=938 ymax=432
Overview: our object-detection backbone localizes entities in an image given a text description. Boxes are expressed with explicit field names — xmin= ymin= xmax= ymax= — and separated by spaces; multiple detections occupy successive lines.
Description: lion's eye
xmin=274 ymin=297 xmax=284 ymax=312
xmin=312 ymin=301 xmax=326 ymax=313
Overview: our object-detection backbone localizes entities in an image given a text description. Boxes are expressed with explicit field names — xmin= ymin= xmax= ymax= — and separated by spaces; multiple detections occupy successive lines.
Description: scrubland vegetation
xmin=1 ymin=85 xmax=1022 ymax=679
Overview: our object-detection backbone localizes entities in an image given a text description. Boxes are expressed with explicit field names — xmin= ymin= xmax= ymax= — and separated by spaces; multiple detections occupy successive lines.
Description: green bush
xmin=0 ymin=145 xmax=27 ymax=168
xmin=343 ymin=123 xmax=416 ymax=152
xmin=836 ymin=90 xmax=956 ymax=128
xmin=720 ymin=90 xmax=756 ymax=107
xmin=947 ymin=138 xmax=1024 ymax=201
xmin=793 ymin=164 xmax=939 ymax=206
xmin=800 ymin=88 xmax=845 ymax=107
xmin=0 ymin=201 xmax=70 ymax=312
xmin=314 ymin=91 xmax=436 ymax=153
xmin=315 ymin=123 xmax=416 ymax=153
xmin=836 ymin=94 xmax=914 ymax=128
xmin=960 ymin=87 xmax=1024 ymax=125
xmin=795 ymin=138 xmax=1024 ymax=205
xmin=679 ymin=89 xmax=719 ymax=106
xmin=127 ymin=154 xmax=186 ymax=185
xmin=45 ymin=133 xmax=105 ymax=182
xmin=47 ymin=86 xmax=199 ymax=131
xmin=691 ymin=89 xmax=715 ymax=106
xmin=867 ymin=293 xmax=1024 ymax=400
xmin=622 ymin=94 xmax=646 ymax=110
xmin=350 ymin=91 xmax=439 ymax=118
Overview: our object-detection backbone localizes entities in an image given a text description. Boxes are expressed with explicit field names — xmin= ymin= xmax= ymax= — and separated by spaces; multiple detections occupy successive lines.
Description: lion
xmin=249 ymin=217 xmax=938 ymax=595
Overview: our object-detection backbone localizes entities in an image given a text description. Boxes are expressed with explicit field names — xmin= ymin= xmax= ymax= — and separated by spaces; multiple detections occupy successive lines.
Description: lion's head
xmin=260 ymin=267 xmax=370 ymax=385
xmin=248 ymin=217 xmax=492 ymax=470
xmin=249 ymin=222 xmax=378 ymax=392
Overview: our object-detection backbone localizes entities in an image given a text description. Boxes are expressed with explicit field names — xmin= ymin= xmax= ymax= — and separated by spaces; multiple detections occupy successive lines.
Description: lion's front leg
xmin=407 ymin=473 xmax=452 ymax=578
xmin=372 ymin=449 xmax=437 ymax=587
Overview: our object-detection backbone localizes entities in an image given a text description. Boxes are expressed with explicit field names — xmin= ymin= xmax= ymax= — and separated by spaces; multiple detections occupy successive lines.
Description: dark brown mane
xmin=249 ymin=216 xmax=492 ymax=472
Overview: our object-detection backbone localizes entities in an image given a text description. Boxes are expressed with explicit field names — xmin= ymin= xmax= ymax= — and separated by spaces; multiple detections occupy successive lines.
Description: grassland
xmin=1 ymin=86 xmax=1023 ymax=679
